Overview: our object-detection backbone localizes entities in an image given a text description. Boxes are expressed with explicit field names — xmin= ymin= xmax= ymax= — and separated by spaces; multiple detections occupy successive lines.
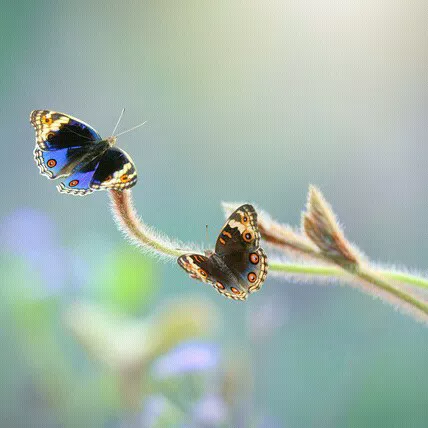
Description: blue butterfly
xmin=30 ymin=110 xmax=138 ymax=196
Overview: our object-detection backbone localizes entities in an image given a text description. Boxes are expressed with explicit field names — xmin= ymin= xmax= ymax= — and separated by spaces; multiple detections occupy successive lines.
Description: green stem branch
xmin=270 ymin=261 xmax=428 ymax=318
xmin=269 ymin=261 xmax=428 ymax=290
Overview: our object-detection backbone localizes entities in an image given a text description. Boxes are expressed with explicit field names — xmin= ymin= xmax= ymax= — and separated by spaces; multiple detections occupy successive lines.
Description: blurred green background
xmin=1 ymin=0 xmax=428 ymax=426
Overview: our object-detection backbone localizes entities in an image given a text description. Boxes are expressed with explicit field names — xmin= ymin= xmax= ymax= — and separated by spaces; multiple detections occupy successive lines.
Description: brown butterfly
xmin=178 ymin=205 xmax=268 ymax=301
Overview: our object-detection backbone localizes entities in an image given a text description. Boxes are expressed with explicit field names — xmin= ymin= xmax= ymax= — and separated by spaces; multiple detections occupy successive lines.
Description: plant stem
xmin=382 ymin=271 xmax=428 ymax=289
xmin=270 ymin=261 xmax=428 ymax=319
xmin=356 ymin=267 xmax=428 ymax=316
xmin=109 ymin=189 xmax=194 ymax=259
xmin=269 ymin=261 xmax=428 ymax=290
xmin=269 ymin=262 xmax=341 ymax=276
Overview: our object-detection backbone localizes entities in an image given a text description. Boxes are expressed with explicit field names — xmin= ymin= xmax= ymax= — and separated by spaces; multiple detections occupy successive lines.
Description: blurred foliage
xmin=93 ymin=246 xmax=157 ymax=314
xmin=0 ymin=227 xmax=268 ymax=426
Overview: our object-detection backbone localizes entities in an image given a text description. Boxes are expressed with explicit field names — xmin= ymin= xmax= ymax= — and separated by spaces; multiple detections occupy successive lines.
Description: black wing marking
xmin=90 ymin=147 xmax=137 ymax=191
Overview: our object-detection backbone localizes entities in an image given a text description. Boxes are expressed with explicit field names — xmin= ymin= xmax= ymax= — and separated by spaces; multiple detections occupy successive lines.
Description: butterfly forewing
xmin=30 ymin=110 xmax=101 ymax=150
xmin=215 ymin=204 xmax=260 ymax=256
xmin=91 ymin=147 xmax=137 ymax=191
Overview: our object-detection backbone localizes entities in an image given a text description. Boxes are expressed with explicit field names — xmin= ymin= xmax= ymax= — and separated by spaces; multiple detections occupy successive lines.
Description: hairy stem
xmin=271 ymin=261 xmax=428 ymax=292
xmin=109 ymin=190 xmax=194 ymax=259
xmin=271 ymin=260 xmax=428 ymax=321
xmin=356 ymin=267 xmax=428 ymax=316
xmin=269 ymin=261 xmax=428 ymax=290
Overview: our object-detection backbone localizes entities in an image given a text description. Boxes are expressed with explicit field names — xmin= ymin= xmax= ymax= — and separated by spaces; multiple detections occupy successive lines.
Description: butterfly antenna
xmin=115 ymin=120 xmax=148 ymax=137
xmin=112 ymin=108 xmax=125 ymax=136
xmin=206 ymin=224 xmax=210 ymax=247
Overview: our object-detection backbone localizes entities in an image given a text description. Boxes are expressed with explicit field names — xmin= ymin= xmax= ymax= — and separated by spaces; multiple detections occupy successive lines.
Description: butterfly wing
xmin=30 ymin=110 xmax=101 ymax=150
xmin=90 ymin=147 xmax=137 ymax=191
xmin=222 ymin=247 xmax=268 ymax=294
xmin=177 ymin=253 xmax=249 ymax=301
xmin=34 ymin=146 xmax=90 ymax=179
xmin=215 ymin=204 xmax=268 ymax=294
xmin=57 ymin=157 xmax=101 ymax=195
xmin=215 ymin=204 xmax=260 ymax=255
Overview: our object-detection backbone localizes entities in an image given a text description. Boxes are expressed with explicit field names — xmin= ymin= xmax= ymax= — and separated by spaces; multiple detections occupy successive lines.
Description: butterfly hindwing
xmin=34 ymin=146 xmax=89 ymax=179
xmin=90 ymin=147 xmax=137 ymax=191
xmin=57 ymin=157 xmax=101 ymax=196
xmin=223 ymin=247 xmax=268 ymax=294
xmin=178 ymin=254 xmax=214 ymax=282
xmin=30 ymin=110 xmax=101 ymax=150
xmin=177 ymin=254 xmax=248 ymax=301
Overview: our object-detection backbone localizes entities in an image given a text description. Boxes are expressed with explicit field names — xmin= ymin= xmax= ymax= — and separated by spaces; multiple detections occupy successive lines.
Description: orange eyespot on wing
xmin=247 ymin=272 xmax=257 ymax=283
xmin=242 ymin=229 xmax=254 ymax=242
xmin=41 ymin=115 xmax=53 ymax=125
xmin=249 ymin=253 xmax=259 ymax=264
xmin=216 ymin=281 xmax=225 ymax=290
xmin=120 ymin=174 xmax=129 ymax=183
xmin=69 ymin=179 xmax=79 ymax=187
xmin=47 ymin=159 xmax=57 ymax=168
xmin=240 ymin=213 xmax=250 ymax=226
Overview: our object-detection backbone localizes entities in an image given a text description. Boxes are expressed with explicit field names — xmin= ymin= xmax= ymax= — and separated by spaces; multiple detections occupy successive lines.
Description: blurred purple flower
xmin=152 ymin=341 xmax=219 ymax=379
xmin=136 ymin=394 xmax=188 ymax=428
xmin=0 ymin=208 xmax=85 ymax=296
xmin=139 ymin=395 xmax=169 ymax=427
xmin=1 ymin=208 xmax=57 ymax=254
xmin=192 ymin=394 xmax=229 ymax=427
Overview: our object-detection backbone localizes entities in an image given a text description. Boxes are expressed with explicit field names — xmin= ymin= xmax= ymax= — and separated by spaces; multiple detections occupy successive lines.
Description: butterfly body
xmin=178 ymin=205 xmax=268 ymax=301
xmin=30 ymin=110 xmax=137 ymax=195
